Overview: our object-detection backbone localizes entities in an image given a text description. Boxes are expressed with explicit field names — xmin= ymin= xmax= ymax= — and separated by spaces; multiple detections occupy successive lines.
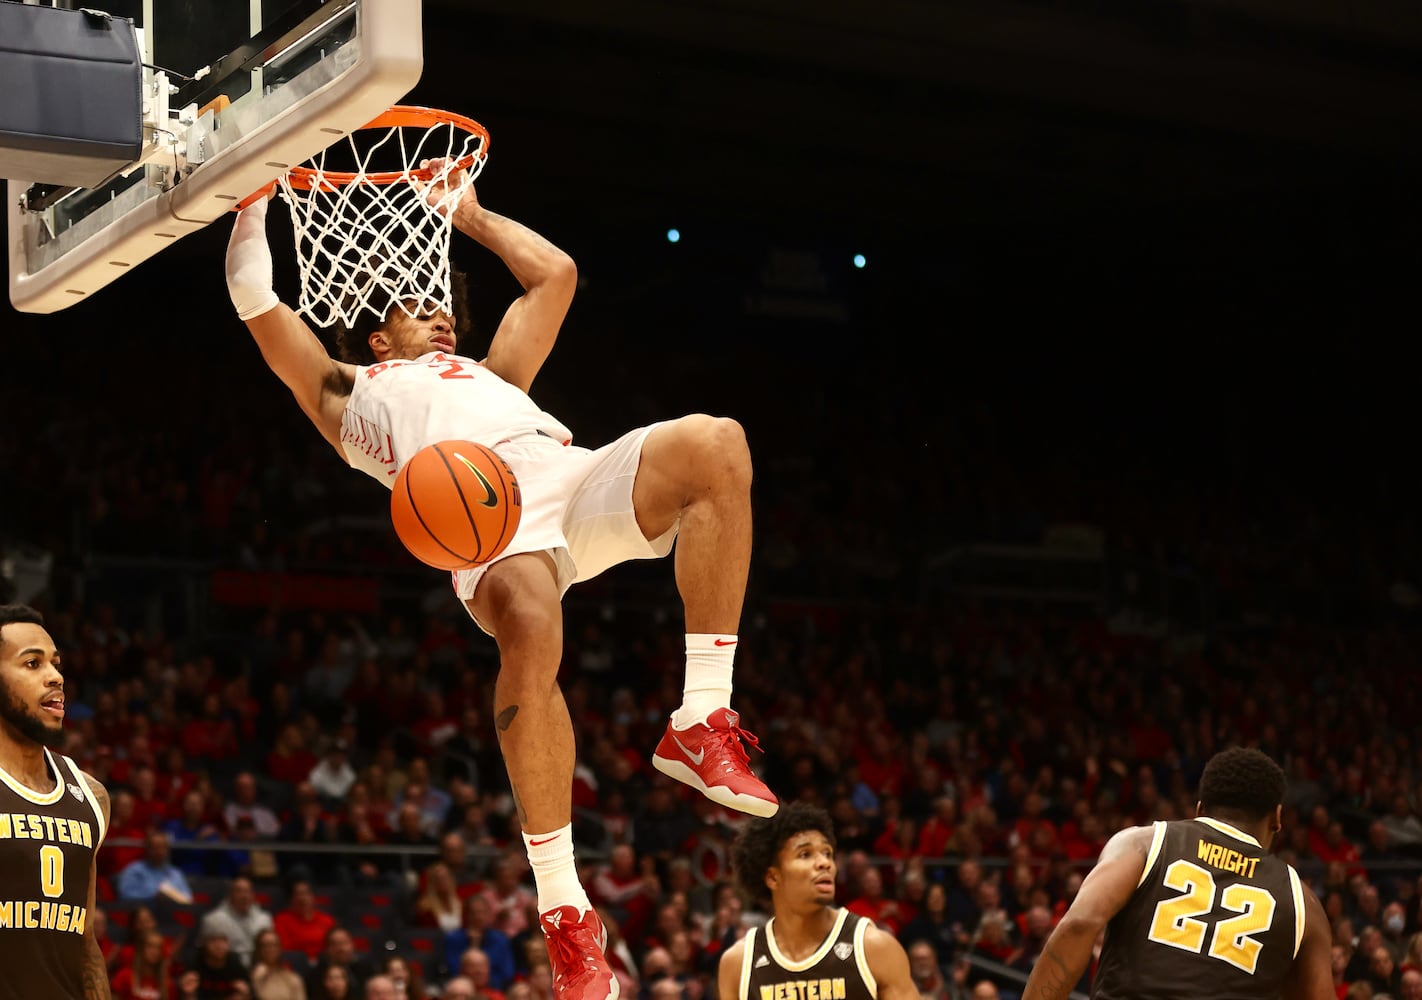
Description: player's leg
xmin=467 ymin=551 xmax=617 ymax=1000
xmin=629 ymin=414 xmax=777 ymax=817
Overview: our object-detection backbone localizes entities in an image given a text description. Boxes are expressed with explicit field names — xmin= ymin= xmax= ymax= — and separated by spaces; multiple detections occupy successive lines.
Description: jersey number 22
xmin=1147 ymin=859 xmax=1276 ymax=975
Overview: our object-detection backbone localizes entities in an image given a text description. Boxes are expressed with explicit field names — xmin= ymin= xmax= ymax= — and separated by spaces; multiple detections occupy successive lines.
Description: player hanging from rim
xmin=1020 ymin=746 xmax=1333 ymax=1000
xmin=718 ymin=802 xmax=917 ymax=1000
xmin=224 ymin=157 xmax=778 ymax=1000
xmin=0 ymin=604 xmax=111 ymax=1000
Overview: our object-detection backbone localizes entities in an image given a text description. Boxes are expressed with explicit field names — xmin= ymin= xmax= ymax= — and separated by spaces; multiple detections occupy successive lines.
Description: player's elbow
xmin=547 ymin=250 xmax=577 ymax=293
xmin=1053 ymin=909 xmax=1107 ymax=944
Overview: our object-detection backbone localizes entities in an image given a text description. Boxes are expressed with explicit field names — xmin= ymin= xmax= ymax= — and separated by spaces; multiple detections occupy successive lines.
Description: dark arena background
xmin=3 ymin=2 xmax=1422 ymax=999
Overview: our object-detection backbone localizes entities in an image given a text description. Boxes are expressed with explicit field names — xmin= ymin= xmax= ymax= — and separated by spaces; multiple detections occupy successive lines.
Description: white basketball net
xmin=275 ymin=112 xmax=489 ymax=329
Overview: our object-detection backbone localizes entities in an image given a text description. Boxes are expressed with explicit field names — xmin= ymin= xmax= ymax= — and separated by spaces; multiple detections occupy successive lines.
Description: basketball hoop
xmin=274 ymin=106 xmax=490 ymax=329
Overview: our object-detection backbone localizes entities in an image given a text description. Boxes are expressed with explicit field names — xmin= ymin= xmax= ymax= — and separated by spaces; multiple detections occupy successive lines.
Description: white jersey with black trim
xmin=339 ymin=351 xmax=573 ymax=485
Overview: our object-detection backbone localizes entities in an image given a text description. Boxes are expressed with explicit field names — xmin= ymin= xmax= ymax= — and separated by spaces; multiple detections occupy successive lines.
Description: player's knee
xmin=683 ymin=414 xmax=752 ymax=490
xmin=491 ymin=600 xmax=563 ymax=684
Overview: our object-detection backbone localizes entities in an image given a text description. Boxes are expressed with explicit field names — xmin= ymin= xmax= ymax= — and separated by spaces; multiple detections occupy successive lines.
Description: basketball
xmin=390 ymin=441 xmax=522 ymax=570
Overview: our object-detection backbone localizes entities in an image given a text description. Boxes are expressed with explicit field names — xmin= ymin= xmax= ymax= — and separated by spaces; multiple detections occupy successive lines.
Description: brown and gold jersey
xmin=0 ymin=749 xmax=106 ymax=1000
xmin=739 ymin=909 xmax=878 ymax=1000
xmin=1093 ymin=818 xmax=1305 ymax=1000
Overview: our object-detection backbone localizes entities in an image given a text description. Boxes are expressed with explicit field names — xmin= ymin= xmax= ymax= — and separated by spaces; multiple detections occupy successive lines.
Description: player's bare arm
xmin=80 ymin=771 xmax=111 ymax=1000
xmin=863 ymin=924 xmax=920 ymax=1000
xmin=1021 ymin=824 xmax=1154 ymax=1000
xmin=718 ymin=938 xmax=748 ymax=1000
xmin=227 ymin=197 xmax=356 ymax=452
xmin=425 ymin=164 xmax=576 ymax=394
xmin=1282 ymin=882 xmax=1334 ymax=1000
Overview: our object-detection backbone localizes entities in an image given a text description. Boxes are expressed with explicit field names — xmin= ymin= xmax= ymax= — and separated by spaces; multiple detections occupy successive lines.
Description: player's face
xmin=374 ymin=301 xmax=457 ymax=360
xmin=0 ymin=623 xmax=65 ymax=748
xmin=768 ymin=830 xmax=837 ymax=908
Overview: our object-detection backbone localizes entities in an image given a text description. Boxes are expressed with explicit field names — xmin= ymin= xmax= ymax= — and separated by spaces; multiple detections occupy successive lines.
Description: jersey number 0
xmin=1146 ymin=860 xmax=1276 ymax=974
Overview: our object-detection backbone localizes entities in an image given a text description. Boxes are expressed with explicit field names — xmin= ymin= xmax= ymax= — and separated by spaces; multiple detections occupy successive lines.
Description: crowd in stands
xmin=0 ymin=584 xmax=1412 ymax=1000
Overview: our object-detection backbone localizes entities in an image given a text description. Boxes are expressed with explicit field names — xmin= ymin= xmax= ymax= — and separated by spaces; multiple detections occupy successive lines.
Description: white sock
xmin=672 ymin=633 xmax=736 ymax=728
xmin=522 ymin=824 xmax=589 ymax=914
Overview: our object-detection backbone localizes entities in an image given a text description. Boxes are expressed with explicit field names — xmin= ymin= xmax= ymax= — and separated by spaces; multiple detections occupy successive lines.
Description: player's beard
xmin=0 ymin=682 xmax=64 ymax=749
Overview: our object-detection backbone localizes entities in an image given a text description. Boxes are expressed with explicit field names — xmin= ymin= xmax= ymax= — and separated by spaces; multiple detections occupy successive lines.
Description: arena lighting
xmin=666 ymin=228 xmax=681 ymax=243
xmin=853 ymin=253 xmax=867 ymax=268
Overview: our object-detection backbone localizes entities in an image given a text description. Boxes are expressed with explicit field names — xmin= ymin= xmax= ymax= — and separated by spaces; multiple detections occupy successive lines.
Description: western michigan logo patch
xmin=833 ymin=943 xmax=853 ymax=961
xmin=67 ymin=783 xmax=83 ymax=801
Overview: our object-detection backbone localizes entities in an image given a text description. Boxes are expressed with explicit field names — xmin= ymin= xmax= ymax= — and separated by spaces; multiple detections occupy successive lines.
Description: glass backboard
xmin=7 ymin=0 xmax=422 ymax=314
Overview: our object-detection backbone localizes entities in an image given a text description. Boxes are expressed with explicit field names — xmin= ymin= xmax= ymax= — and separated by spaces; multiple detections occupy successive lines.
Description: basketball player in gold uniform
xmin=1021 ymin=746 xmax=1332 ymax=1000
xmin=719 ymin=803 xmax=917 ymax=1000
xmin=0 ymin=604 xmax=111 ymax=999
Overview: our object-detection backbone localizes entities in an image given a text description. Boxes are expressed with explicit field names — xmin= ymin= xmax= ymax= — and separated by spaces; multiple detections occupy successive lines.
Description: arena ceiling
xmin=417 ymin=0 xmax=1422 ymax=237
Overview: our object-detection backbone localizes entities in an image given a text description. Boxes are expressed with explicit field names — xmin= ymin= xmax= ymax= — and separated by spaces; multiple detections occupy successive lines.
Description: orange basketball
xmin=390 ymin=440 xmax=522 ymax=570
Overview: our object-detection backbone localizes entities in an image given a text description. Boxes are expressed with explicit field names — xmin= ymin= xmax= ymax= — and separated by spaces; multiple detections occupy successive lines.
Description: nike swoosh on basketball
xmin=673 ymin=735 xmax=705 ymax=765
xmin=714 ymin=638 xmax=737 ymax=646
xmin=453 ymin=451 xmax=500 ymax=507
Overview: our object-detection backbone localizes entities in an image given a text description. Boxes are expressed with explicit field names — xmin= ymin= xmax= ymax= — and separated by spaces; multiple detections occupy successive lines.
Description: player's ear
xmin=765 ymin=868 xmax=779 ymax=892
xmin=368 ymin=327 xmax=392 ymax=357
xmin=1271 ymin=804 xmax=1283 ymax=833
xmin=1194 ymin=800 xmax=1203 ymax=818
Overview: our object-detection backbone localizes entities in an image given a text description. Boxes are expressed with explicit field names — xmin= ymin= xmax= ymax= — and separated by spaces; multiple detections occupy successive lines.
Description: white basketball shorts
xmin=451 ymin=421 xmax=678 ymax=632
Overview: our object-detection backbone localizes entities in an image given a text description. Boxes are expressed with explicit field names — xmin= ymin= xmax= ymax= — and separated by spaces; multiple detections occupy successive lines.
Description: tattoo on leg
xmin=510 ymin=782 xmax=528 ymax=826
xmin=496 ymin=705 xmax=519 ymax=731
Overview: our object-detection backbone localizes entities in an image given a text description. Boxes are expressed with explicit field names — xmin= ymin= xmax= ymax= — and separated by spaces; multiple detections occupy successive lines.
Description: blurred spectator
xmin=457 ymin=947 xmax=506 ymax=1000
xmin=308 ymin=741 xmax=357 ymax=806
xmin=117 ymin=906 xmax=178 ymax=970
xmin=268 ymin=724 xmax=319 ymax=786
xmin=362 ymin=975 xmax=397 ymax=1000
xmin=310 ymin=966 xmax=354 ymax=1000
xmin=378 ymin=955 xmax=424 ymax=1000
xmin=433 ymin=831 xmax=485 ymax=896
xmin=118 ymin=830 xmax=194 ymax=905
xmin=414 ymin=862 xmax=464 ymax=931
xmin=1400 ymin=969 xmax=1422 ymax=1000
xmin=1350 ymin=929 xmax=1387 ymax=983
xmin=181 ymin=692 xmax=241 ymax=763
xmin=479 ymin=855 xmax=536 ymax=938
xmin=945 ymin=860 xmax=983 ymax=934
xmin=250 ymin=928 xmax=307 ymax=1000
xmin=278 ymin=782 xmax=343 ymax=884
xmin=201 ymin=877 xmax=275 ymax=969
xmin=104 ymin=790 xmax=148 ymax=877
xmin=93 ymin=907 xmax=121 ymax=974
xmin=1370 ymin=946 xmax=1403 ymax=997
xmin=165 ymin=790 xmax=224 ymax=877
xmin=590 ymin=844 xmax=658 ymax=942
xmin=131 ymin=764 xmax=175 ymax=829
xmin=224 ymin=772 xmax=282 ymax=838
xmin=444 ymin=894 xmax=515 ymax=991
xmin=274 ymin=881 xmax=338 ymax=962
xmin=918 ymin=798 xmax=958 ymax=857
xmin=306 ymin=927 xmax=375 ymax=999
xmin=441 ymin=977 xmax=476 ymax=1000
xmin=899 ymin=882 xmax=957 ymax=968
xmin=1382 ymin=797 xmax=1422 ymax=850
xmin=847 ymin=867 xmax=904 ymax=935
xmin=111 ymin=928 xmax=174 ymax=1000
xmin=192 ymin=930 xmax=252 ymax=1000
xmin=907 ymin=939 xmax=948 ymax=1000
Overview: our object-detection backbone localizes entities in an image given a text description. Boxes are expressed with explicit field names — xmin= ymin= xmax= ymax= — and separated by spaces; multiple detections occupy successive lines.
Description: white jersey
xmin=339 ymin=351 xmax=573 ymax=486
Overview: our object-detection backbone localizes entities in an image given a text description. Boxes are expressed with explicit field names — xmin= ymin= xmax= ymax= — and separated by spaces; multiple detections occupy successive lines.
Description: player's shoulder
xmin=720 ymin=934 xmax=748 ymax=970
xmin=1100 ymin=821 xmax=1162 ymax=858
xmin=859 ymin=918 xmax=910 ymax=965
xmin=76 ymin=768 xmax=110 ymax=821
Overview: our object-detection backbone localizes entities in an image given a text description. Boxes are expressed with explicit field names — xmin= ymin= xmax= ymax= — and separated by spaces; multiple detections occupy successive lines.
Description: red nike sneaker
xmin=652 ymin=707 xmax=779 ymax=817
xmin=540 ymin=906 xmax=618 ymax=1000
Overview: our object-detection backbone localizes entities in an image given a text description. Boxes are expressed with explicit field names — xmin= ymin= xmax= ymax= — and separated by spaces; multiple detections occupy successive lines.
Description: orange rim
xmin=284 ymin=105 xmax=490 ymax=191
